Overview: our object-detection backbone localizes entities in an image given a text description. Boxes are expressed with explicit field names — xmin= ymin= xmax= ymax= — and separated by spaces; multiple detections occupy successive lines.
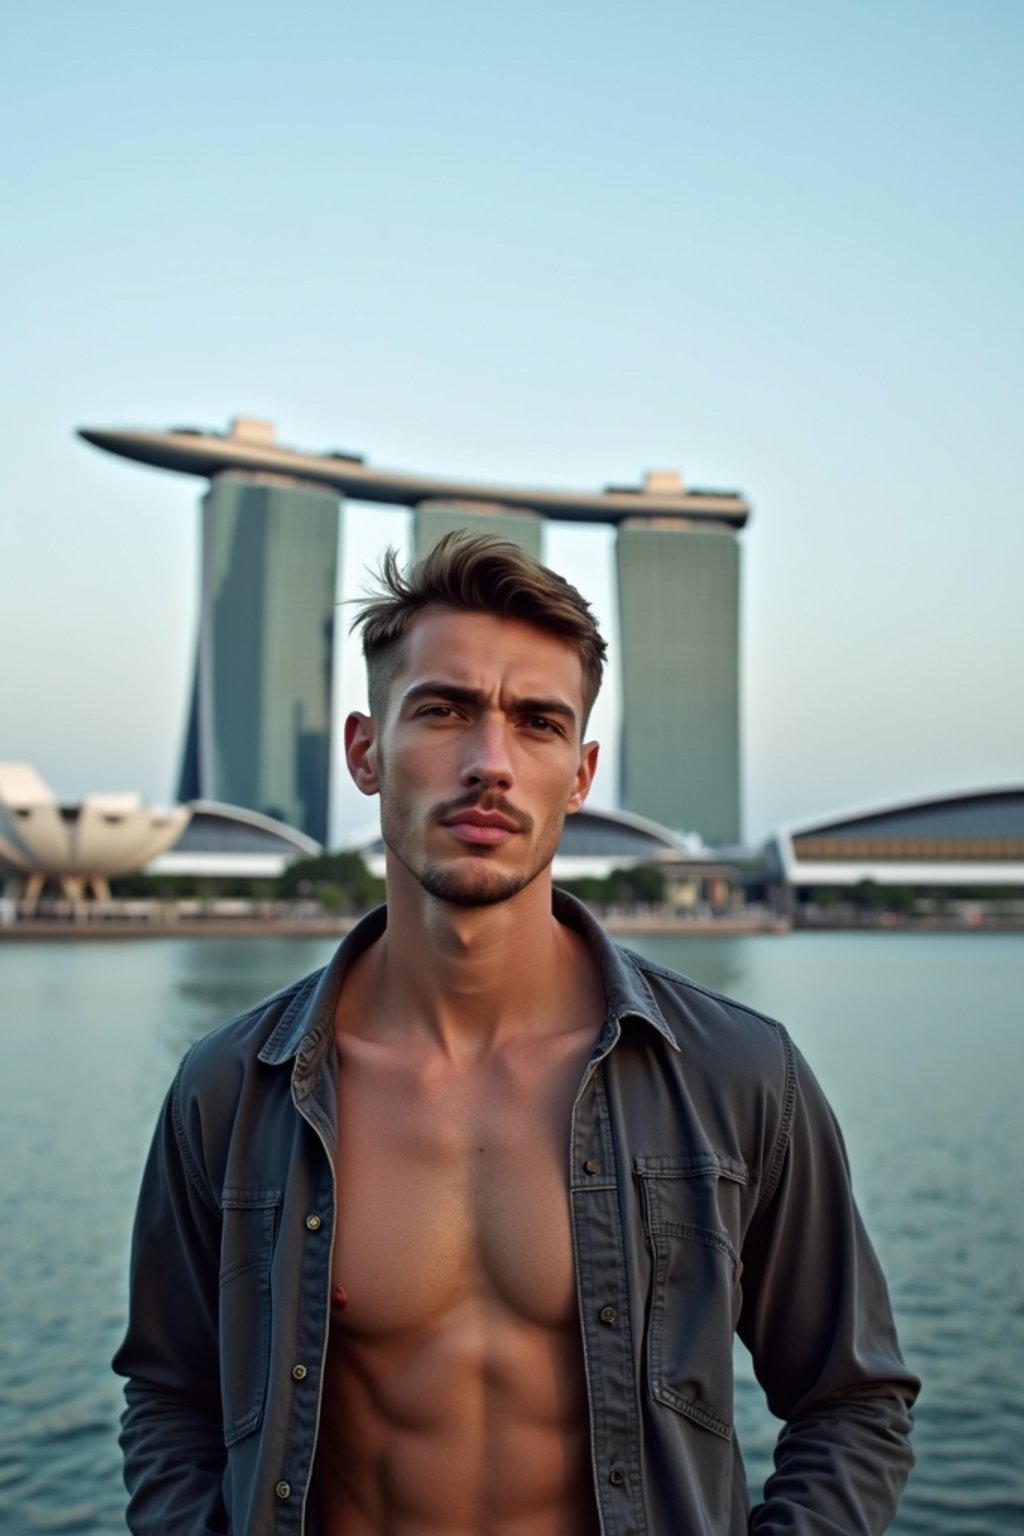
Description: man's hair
xmin=350 ymin=530 xmax=607 ymax=729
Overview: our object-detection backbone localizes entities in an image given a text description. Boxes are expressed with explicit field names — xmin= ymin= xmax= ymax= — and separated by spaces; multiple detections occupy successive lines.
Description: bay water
xmin=1 ymin=929 xmax=1021 ymax=1533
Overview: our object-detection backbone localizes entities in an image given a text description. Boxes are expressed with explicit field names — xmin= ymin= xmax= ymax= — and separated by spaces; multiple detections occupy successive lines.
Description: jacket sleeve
xmin=738 ymin=1028 xmax=919 ymax=1533
xmin=112 ymin=1059 xmax=228 ymax=1535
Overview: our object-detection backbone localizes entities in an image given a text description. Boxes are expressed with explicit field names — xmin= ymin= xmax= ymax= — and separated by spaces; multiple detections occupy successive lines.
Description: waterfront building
xmin=0 ymin=763 xmax=189 ymax=910
xmin=771 ymin=787 xmax=1024 ymax=906
xmin=80 ymin=420 xmax=749 ymax=845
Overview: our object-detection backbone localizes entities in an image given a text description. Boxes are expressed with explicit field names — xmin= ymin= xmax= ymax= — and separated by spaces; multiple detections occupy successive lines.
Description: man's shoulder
xmin=617 ymin=943 xmax=791 ymax=1076
xmin=174 ymin=908 xmax=383 ymax=1109
xmin=554 ymin=888 xmax=793 ymax=1085
xmin=177 ymin=966 xmax=324 ymax=1097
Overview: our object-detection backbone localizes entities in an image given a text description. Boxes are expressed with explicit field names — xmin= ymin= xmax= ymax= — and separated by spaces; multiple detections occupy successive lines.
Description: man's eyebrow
xmin=401 ymin=681 xmax=578 ymax=726
xmin=401 ymin=682 xmax=487 ymax=709
xmin=514 ymin=695 xmax=578 ymax=725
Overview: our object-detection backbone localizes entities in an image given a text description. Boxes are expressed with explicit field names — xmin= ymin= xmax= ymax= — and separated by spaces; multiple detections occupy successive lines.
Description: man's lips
xmin=440 ymin=809 xmax=522 ymax=845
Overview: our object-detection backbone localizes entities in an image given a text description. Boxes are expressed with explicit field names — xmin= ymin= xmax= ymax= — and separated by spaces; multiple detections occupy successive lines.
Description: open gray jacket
xmin=113 ymin=891 xmax=918 ymax=1535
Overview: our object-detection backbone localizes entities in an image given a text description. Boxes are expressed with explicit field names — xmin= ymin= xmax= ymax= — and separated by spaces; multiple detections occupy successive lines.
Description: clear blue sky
xmin=2 ymin=0 xmax=1021 ymax=845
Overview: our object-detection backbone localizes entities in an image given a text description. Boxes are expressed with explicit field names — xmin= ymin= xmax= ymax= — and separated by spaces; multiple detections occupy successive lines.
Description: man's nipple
xmin=331 ymin=1283 xmax=348 ymax=1310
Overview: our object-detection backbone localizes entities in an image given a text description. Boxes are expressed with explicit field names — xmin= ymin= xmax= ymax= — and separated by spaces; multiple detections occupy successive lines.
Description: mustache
xmin=432 ymin=791 xmax=534 ymax=834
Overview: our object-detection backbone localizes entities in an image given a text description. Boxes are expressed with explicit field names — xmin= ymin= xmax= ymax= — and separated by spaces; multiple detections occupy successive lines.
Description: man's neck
xmin=344 ymin=865 xmax=598 ymax=1059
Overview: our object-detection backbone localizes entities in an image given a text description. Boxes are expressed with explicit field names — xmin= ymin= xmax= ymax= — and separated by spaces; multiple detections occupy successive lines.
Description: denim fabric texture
xmin=113 ymin=892 xmax=918 ymax=1535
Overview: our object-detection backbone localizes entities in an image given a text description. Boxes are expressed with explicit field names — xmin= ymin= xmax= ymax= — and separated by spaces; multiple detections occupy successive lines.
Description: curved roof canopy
xmin=79 ymin=418 xmax=750 ymax=529
xmin=146 ymin=800 xmax=321 ymax=879
xmin=774 ymin=787 xmax=1024 ymax=886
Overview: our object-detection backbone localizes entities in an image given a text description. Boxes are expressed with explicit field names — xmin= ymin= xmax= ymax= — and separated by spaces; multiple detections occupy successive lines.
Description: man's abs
xmin=313 ymin=1019 xmax=601 ymax=1535
xmin=314 ymin=1293 xmax=597 ymax=1535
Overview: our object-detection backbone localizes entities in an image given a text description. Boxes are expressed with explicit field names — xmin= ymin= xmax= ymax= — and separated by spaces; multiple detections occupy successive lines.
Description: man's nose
xmin=461 ymin=717 xmax=514 ymax=791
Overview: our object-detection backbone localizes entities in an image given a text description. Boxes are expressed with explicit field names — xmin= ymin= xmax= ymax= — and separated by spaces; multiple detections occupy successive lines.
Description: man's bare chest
xmin=329 ymin=1031 xmax=592 ymax=1335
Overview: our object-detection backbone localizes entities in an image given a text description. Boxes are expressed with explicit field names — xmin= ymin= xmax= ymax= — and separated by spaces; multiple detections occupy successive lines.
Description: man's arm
xmin=112 ymin=1062 xmax=228 ymax=1535
xmin=739 ymin=1030 xmax=919 ymax=1533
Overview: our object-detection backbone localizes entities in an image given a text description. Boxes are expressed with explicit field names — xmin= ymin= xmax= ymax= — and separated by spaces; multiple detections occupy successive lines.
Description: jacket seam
xmin=170 ymin=1054 xmax=219 ymax=1214
xmin=205 ymin=978 xmax=311 ymax=1050
xmin=756 ymin=1025 xmax=796 ymax=1214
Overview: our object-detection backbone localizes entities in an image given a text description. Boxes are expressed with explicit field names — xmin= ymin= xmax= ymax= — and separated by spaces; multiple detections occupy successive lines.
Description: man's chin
xmin=417 ymin=860 xmax=535 ymax=909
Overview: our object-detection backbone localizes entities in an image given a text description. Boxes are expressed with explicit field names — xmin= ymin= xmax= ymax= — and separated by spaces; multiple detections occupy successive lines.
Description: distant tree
xmin=850 ymin=879 xmax=883 ymax=910
xmin=278 ymin=851 xmax=385 ymax=912
xmin=617 ymin=864 xmax=667 ymax=905
xmin=556 ymin=875 xmax=606 ymax=903
xmin=111 ymin=851 xmax=385 ymax=912
xmin=558 ymin=865 xmax=666 ymax=907
xmin=111 ymin=872 xmax=226 ymax=898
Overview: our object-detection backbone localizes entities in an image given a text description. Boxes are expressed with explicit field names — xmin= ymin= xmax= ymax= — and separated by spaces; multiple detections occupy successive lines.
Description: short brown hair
xmin=350 ymin=530 xmax=607 ymax=728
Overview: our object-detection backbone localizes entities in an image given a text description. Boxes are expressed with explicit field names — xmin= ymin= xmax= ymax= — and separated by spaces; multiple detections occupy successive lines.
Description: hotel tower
xmin=81 ymin=419 xmax=749 ymax=846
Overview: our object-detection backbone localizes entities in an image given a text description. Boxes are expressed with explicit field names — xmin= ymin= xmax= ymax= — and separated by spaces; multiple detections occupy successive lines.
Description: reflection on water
xmin=1 ymin=930 xmax=1022 ymax=1532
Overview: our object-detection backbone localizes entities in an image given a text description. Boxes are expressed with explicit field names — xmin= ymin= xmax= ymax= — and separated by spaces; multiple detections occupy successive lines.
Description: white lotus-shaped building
xmin=0 ymin=763 xmax=191 ymax=909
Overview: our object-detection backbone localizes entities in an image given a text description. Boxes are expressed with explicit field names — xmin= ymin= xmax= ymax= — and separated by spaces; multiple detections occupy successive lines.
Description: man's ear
xmin=566 ymin=740 xmax=599 ymax=816
xmin=345 ymin=712 xmax=380 ymax=796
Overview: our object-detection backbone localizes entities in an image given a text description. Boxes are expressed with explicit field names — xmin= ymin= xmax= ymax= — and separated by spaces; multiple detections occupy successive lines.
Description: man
xmin=114 ymin=532 xmax=918 ymax=1535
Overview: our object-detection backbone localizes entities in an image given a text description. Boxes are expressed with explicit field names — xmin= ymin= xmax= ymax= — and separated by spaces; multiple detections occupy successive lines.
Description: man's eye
xmin=525 ymin=716 xmax=561 ymax=735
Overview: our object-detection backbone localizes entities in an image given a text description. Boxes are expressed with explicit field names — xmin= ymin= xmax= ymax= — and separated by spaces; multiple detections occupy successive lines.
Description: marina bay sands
xmin=80 ymin=418 xmax=751 ymax=848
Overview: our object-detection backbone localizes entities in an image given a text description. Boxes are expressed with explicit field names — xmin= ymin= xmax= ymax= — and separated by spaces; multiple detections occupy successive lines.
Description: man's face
xmin=346 ymin=608 xmax=599 ymax=908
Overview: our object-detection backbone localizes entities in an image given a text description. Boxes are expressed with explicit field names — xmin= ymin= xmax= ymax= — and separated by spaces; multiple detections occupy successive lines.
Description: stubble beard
xmin=415 ymin=859 xmax=536 ymax=908
xmin=380 ymin=793 xmax=566 ymax=910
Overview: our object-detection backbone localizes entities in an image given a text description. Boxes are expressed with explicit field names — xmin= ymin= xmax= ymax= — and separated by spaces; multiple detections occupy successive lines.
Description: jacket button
xmin=599 ymin=1306 xmax=617 ymax=1324
xmin=275 ymin=1480 xmax=292 ymax=1500
xmin=291 ymin=1363 xmax=308 ymax=1381
xmin=305 ymin=1213 xmax=322 ymax=1231
xmin=584 ymin=1159 xmax=600 ymax=1174
xmin=609 ymin=1468 xmax=625 ymax=1486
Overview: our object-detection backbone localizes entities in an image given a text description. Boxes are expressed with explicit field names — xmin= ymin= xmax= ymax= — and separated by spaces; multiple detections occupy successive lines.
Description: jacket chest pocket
xmin=636 ymin=1154 xmax=748 ymax=1439
xmin=219 ymin=1188 xmax=282 ymax=1446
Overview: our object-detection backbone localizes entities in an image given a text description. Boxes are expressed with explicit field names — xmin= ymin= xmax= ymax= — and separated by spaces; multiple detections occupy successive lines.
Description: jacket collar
xmin=552 ymin=888 xmax=680 ymax=1052
xmin=258 ymin=889 xmax=677 ymax=1068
